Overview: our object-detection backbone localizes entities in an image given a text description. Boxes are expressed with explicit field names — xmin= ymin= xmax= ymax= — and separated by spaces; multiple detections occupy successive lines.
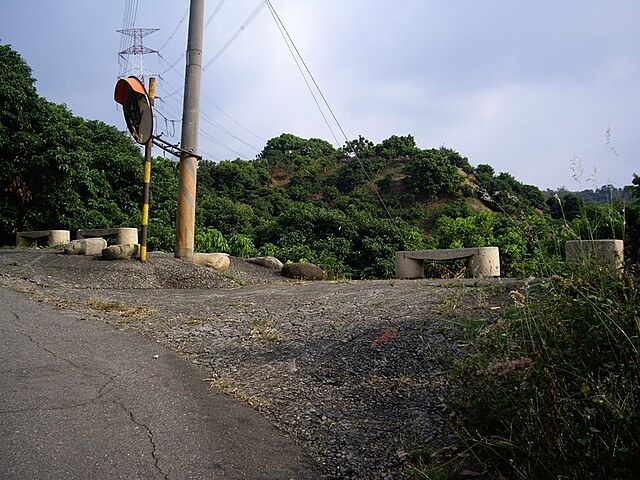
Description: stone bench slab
xmin=16 ymin=230 xmax=70 ymax=247
xmin=395 ymin=247 xmax=500 ymax=279
xmin=77 ymin=228 xmax=138 ymax=245
xmin=401 ymin=247 xmax=487 ymax=261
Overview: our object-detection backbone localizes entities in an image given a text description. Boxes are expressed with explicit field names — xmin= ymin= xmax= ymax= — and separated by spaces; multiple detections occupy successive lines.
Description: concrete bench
xmin=76 ymin=228 xmax=138 ymax=245
xmin=566 ymin=240 xmax=624 ymax=277
xmin=16 ymin=230 xmax=71 ymax=248
xmin=395 ymin=247 xmax=500 ymax=279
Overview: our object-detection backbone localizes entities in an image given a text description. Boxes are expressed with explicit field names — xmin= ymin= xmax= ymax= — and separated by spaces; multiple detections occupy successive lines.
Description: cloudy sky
xmin=1 ymin=0 xmax=638 ymax=190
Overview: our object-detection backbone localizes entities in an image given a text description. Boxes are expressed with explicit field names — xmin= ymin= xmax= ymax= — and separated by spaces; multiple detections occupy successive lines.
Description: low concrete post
xmin=566 ymin=240 xmax=624 ymax=277
xmin=48 ymin=230 xmax=71 ymax=246
xmin=468 ymin=246 xmax=501 ymax=278
xmin=116 ymin=228 xmax=139 ymax=245
xmin=395 ymin=252 xmax=425 ymax=279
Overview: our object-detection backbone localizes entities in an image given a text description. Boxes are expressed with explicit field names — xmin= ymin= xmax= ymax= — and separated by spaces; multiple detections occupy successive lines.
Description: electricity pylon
xmin=117 ymin=28 xmax=159 ymax=80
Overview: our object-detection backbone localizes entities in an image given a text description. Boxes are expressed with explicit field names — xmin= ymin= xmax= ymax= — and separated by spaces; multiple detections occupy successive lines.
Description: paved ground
xmin=0 ymin=249 xmax=521 ymax=478
xmin=0 ymin=286 xmax=321 ymax=480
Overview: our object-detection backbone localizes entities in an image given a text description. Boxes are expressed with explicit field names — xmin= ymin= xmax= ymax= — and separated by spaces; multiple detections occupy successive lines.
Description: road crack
xmin=120 ymin=403 xmax=170 ymax=479
xmin=0 ymin=309 xmax=116 ymax=415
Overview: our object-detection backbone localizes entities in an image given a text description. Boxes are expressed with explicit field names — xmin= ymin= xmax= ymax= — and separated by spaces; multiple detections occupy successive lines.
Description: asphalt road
xmin=0 ymin=286 xmax=321 ymax=480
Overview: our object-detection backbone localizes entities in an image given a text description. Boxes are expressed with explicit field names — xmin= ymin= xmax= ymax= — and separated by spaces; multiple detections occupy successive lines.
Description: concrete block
xmin=102 ymin=244 xmax=140 ymax=260
xmin=191 ymin=253 xmax=231 ymax=272
xmin=566 ymin=240 xmax=624 ymax=276
xmin=77 ymin=228 xmax=139 ymax=245
xmin=64 ymin=238 xmax=108 ymax=256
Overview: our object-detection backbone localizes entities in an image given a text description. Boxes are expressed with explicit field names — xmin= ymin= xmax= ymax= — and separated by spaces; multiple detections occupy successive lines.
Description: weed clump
xmin=411 ymin=267 xmax=639 ymax=479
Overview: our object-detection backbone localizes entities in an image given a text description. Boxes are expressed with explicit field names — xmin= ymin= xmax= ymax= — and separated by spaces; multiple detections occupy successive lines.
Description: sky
xmin=1 ymin=0 xmax=638 ymax=190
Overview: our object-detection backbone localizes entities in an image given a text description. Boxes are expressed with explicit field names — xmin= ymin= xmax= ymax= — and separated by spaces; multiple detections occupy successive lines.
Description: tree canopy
xmin=2 ymin=44 xmax=638 ymax=275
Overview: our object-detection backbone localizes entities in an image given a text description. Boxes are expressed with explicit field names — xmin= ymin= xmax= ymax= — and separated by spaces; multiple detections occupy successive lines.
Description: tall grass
xmin=410 ymin=264 xmax=639 ymax=479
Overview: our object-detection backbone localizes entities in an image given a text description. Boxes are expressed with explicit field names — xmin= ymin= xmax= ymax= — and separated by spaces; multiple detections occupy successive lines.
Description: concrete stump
xmin=64 ymin=238 xmax=108 ymax=256
xmin=247 ymin=256 xmax=284 ymax=270
xmin=191 ymin=253 xmax=231 ymax=272
xmin=102 ymin=244 xmax=140 ymax=260
xmin=566 ymin=240 xmax=624 ymax=276
xmin=76 ymin=228 xmax=139 ymax=245
xmin=468 ymin=247 xmax=501 ymax=278
xmin=115 ymin=228 xmax=139 ymax=245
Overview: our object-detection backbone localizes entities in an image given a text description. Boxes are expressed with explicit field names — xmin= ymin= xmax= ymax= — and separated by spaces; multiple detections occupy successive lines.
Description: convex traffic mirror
xmin=114 ymin=76 xmax=153 ymax=144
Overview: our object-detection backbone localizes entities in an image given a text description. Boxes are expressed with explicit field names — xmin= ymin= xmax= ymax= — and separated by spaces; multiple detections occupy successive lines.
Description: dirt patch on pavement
xmin=0 ymin=249 xmax=521 ymax=479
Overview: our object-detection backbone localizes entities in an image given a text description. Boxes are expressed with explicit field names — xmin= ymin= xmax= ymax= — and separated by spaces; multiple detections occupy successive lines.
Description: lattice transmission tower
xmin=117 ymin=28 xmax=159 ymax=80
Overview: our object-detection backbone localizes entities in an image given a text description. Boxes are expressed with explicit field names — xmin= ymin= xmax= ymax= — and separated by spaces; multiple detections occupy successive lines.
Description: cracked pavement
xmin=0 ymin=286 xmax=321 ymax=479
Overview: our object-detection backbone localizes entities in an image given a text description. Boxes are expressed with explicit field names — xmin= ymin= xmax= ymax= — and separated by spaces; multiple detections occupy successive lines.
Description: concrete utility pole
xmin=175 ymin=0 xmax=205 ymax=259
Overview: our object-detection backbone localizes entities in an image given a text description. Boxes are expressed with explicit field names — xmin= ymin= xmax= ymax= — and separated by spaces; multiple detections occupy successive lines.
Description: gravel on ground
xmin=0 ymin=249 xmax=521 ymax=479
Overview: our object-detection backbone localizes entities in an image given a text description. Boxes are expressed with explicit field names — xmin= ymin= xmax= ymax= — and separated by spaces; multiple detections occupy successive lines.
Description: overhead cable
xmin=265 ymin=1 xmax=340 ymax=146
xmin=201 ymin=92 xmax=266 ymax=143
xmin=157 ymin=83 xmax=261 ymax=153
xmin=265 ymin=0 xmax=399 ymax=226
xmin=118 ymin=0 xmax=139 ymax=76
xmin=156 ymin=96 xmax=250 ymax=160
xmin=157 ymin=7 xmax=188 ymax=53
xmin=205 ymin=0 xmax=228 ymax=29
xmin=202 ymin=0 xmax=267 ymax=70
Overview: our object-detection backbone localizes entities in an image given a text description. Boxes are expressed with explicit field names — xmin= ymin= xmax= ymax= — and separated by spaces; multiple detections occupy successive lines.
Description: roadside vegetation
xmin=2 ymin=43 xmax=639 ymax=478
xmin=407 ymin=265 xmax=639 ymax=479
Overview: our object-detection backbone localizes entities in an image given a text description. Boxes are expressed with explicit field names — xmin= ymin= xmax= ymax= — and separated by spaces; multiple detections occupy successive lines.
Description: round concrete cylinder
xmin=48 ymin=230 xmax=71 ymax=246
xmin=116 ymin=228 xmax=139 ymax=245
xmin=468 ymin=247 xmax=500 ymax=278
xmin=566 ymin=240 xmax=624 ymax=276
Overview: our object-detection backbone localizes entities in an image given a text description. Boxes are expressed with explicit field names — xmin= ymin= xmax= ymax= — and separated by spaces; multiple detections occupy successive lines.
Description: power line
xmin=118 ymin=0 xmax=139 ymax=76
xmin=202 ymin=0 xmax=267 ymax=70
xmin=155 ymin=93 xmax=251 ymax=160
xmin=156 ymin=7 xmax=188 ymax=53
xmin=158 ymin=82 xmax=262 ymax=152
xmin=265 ymin=0 xmax=399 ymax=226
xmin=156 ymin=65 xmax=266 ymax=147
xmin=201 ymin=92 xmax=266 ymax=143
xmin=200 ymin=109 xmax=262 ymax=151
xmin=265 ymin=1 xmax=340 ymax=146
xmin=204 ymin=0 xmax=227 ymax=29
xmin=155 ymin=2 xmax=268 ymax=148
xmin=157 ymin=0 xmax=227 ymax=79
xmin=200 ymin=129 xmax=251 ymax=159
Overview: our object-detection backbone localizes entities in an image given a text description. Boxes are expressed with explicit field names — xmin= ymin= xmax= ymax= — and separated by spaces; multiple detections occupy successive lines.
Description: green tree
xmin=403 ymin=149 xmax=462 ymax=199
xmin=341 ymin=135 xmax=375 ymax=158
xmin=374 ymin=134 xmax=419 ymax=159
xmin=147 ymin=156 xmax=179 ymax=251
xmin=0 ymin=44 xmax=143 ymax=244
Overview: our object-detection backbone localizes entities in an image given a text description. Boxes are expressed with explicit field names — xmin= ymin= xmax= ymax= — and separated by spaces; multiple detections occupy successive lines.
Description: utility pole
xmin=140 ymin=76 xmax=156 ymax=262
xmin=175 ymin=0 xmax=205 ymax=259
